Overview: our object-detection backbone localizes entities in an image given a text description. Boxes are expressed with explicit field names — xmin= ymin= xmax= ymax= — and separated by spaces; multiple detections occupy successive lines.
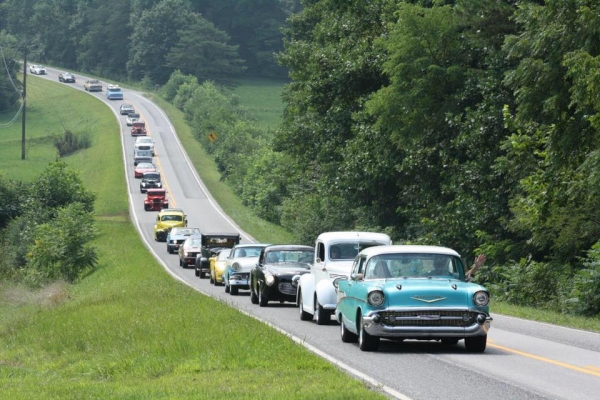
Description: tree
xmin=166 ymin=16 xmax=246 ymax=87
xmin=127 ymin=0 xmax=194 ymax=84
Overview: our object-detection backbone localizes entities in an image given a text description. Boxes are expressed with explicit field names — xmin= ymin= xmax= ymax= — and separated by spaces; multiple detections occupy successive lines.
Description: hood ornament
xmin=411 ymin=295 xmax=447 ymax=303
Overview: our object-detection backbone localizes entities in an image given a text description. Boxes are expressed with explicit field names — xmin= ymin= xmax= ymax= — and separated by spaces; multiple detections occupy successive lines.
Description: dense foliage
xmin=0 ymin=161 xmax=98 ymax=286
xmin=161 ymin=0 xmax=600 ymax=316
xmin=0 ymin=0 xmax=290 ymax=87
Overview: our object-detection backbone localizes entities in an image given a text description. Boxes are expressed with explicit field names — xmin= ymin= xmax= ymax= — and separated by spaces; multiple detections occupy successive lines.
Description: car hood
xmin=367 ymin=278 xmax=488 ymax=309
xmin=158 ymin=222 xmax=184 ymax=229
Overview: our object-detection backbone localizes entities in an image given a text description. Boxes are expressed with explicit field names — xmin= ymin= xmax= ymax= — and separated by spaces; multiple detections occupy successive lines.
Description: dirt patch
xmin=0 ymin=281 xmax=70 ymax=308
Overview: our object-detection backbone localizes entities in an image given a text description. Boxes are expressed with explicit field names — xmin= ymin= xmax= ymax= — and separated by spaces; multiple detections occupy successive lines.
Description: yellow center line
xmin=138 ymin=121 xmax=176 ymax=208
xmin=488 ymin=342 xmax=600 ymax=378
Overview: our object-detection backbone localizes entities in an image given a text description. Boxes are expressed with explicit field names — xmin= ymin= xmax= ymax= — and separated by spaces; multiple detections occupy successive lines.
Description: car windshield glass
xmin=330 ymin=241 xmax=388 ymax=261
xmin=161 ymin=215 xmax=183 ymax=222
xmin=235 ymin=247 xmax=263 ymax=257
xmin=144 ymin=172 xmax=160 ymax=179
xmin=187 ymin=238 xmax=201 ymax=247
xmin=265 ymin=249 xmax=314 ymax=265
xmin=137 ymin=163 xmax=153 ymax=169
xmin=177 ymin=228 xmax=199 ymax=236
xmin=363 ymin=253 xmax=465 ymax=280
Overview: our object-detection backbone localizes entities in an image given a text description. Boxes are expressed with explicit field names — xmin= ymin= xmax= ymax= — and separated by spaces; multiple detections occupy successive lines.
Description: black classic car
xmin=249 ymin=244 xmax=314 ymax=307
xmin=140 ymin=171 xmax=162 ymax=193
xmin=195 ymin=233 xmax=241 ymax=278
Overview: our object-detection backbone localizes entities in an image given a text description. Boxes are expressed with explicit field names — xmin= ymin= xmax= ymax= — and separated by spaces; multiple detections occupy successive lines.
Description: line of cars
xmin=159 ymin=228 xmax=493 ymax=353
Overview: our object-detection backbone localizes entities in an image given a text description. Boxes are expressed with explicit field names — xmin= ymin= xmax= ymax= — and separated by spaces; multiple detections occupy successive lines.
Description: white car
xmin=29 ymin=64 xmax=47 ymax=75
xmin=222 ymin=244 xmax=270 ymax=295
xmin=297 ymin=231 xmax=392 ymax=325
xmin=126 ymin=112 xmax=140 ymax=126
xmin=134 ymin=136 xmax=155 ymax=156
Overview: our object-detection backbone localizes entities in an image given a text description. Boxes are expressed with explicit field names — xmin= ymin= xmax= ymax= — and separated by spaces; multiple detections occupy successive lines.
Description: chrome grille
xmin=380 ymin=310 xmax=477 ymax=327
xmin=278 ymin=282 xmax=296 ymax=296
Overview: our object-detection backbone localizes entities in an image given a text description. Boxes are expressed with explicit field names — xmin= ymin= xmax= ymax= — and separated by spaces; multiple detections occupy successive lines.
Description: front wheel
xmin=298 ymin=291 xmax=313 ymax=321
xmin=250 ymin=281 xmax=259 ymax=304
xmin=224 ymin=282 xmax=230 ymax=293
xmin=464 ymin=335 xmax=487 ymax=353
xmin=340 ymin=318 xmax=358 ymax=343
xmin=258 ymin=283 xmax=268 ymax=307
xmin=315 ymin=297 xmax=331 ymax=325
xmin=230 ymin=286 xmax=239 ymax=296
xmin=358 ymin=313 xmax=379 ymax=351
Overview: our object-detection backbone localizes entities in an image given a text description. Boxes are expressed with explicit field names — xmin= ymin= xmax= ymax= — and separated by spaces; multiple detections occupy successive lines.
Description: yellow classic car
xmin=210 ymin=248 xmax=231 ymax=286
xmin=153 ymin=208 xmax=187 ymax=242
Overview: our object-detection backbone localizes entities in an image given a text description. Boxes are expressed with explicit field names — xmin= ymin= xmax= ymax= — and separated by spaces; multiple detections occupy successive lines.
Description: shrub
xmin=54 ymin=130 xmax=91 ymax=157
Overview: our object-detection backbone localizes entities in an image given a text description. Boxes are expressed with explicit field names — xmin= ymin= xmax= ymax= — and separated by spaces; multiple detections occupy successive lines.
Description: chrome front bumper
xmin=362 ymin=309 xmax=492 ymax=338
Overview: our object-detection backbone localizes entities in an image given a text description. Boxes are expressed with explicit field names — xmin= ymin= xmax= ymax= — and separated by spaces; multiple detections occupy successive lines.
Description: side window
xmin=316 ymin=242 xmax=325 ymax=263
xmin=356 ymin=256 xmax=367 ymax=275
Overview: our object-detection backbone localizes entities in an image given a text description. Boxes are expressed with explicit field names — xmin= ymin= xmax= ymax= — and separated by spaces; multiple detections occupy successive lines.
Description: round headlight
xmin=473 ymin=290 xmax=490 ymax=306
xmin=265 ymin=273 xmax=275 ymax=286
xmin=232 ymin=262 xmax=240 ymax=271
xmin=367 ymin=290 xmax=385 ymax=307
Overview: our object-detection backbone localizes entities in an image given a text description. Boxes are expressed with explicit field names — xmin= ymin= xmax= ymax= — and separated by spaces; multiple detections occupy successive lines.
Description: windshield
xmin=265 ymin=249 xmax=314 ymax=265
xmin=161 ymin=215 xmax=182 ymax=222
xmin=363 ymin=253 xmax=465 ymax=280
xmin=330 ymin=241 xmax=386 ymax=261
xmin=234 ymin=246 xmax=263 ymax=258
xmin=174 ymin=228 xmax=199 ymax=236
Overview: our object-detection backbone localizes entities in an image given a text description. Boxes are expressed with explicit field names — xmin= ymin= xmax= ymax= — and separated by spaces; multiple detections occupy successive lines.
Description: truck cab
xmin=297 ymin=231 xmax=392 ymax=325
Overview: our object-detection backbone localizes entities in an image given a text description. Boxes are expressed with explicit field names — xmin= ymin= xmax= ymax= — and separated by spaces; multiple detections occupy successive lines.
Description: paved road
xmin=35 ymin=68 xmax=600 ymax=400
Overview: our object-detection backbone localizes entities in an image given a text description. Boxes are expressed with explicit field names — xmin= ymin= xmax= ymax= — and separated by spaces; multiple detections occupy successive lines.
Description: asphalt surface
xmin=35 ymin=68 xmax=600 ymax=400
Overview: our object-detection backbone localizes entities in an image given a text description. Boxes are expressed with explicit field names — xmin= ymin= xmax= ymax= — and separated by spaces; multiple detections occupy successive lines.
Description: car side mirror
xmin=351 ymin=273 xmax=363 ymax=281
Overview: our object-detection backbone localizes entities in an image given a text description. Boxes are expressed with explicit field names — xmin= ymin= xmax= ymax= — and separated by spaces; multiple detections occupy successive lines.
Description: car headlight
xmin=367 ymin=290 xmax=385 ymax=307
xmin=157 ymin=182 xmax=162 ymax=187
xmin=232 ymin=262 xmax=240 ymax=271
xmin=473 ymin=290 xmax=490 ymax=306
xmin=265 ymin=272 xmax=275 ymax=286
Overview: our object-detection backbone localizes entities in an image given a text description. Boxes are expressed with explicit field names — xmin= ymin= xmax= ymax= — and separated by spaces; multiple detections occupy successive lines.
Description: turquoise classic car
xmin=335 ymin=245 xmax=492 ymax=352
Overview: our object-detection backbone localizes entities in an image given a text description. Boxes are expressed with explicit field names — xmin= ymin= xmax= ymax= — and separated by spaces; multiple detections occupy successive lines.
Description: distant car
xmin=250 ymin=245 xmax=314 ymax=307
xmin=133 ymin=149 xmax=153 ymax=166
xmin=58 ymin=72 xmax=75 ymax=83
xmin=153 ymin=208 xmax=187 ymax=242
xmin=29 ymin=64 xmax=46 ymax=75
xmin=134 ymin=162 xmax=156 ymax=178
xmin=83 ymin=79 xmax=102 ymax=92
xmin=140 ymin=171 xmax=162 ymax=193
xmin=143 ymin=188 xmax=168 ymax=211
xmin=222 ymin=244 xmax=270 ymax=295
xmin=210 ymin=248 xmax=231 ymax=286
xmin=126 ymin=112 xmax=140 ymax=126
xmin=179 ymin=237 xmax=204 ymax=268
xmin=134 ymin=136 xmax=155 ymax=156
xmin=194 ymin=233 xmax=241 ymax=278
xmin=131 ymin=121 xmax=147 ymax=136
xmin=119 ymin=103 xmax=135 ymax=115
xmin=335 ymin=245 xmax=493 ymax=352
xmin=166 ymin=227 xmax=201 ymax=254
xmin=106 ymin=84 xmax=123 ymax=100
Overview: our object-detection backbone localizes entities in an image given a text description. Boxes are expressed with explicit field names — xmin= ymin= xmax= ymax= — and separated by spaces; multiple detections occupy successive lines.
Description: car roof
xmin=159 ymin=208 xmax=185 ymax=215
xmin=264 ymin=244 xmax=314 ymax=252
xmin=316 ymin=231 xmax=392 ymax=244
xmin=358 ymin=245 xmax=461 ymax=258
xmin=234 ymin=243 xmax=270 ymax=249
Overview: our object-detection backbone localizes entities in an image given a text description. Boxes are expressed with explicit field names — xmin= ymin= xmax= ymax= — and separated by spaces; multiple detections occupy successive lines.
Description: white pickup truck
xmin=296 ymin=231 xmax=392 ymax=325
xmin=83 ymin=79 xmax=103 ymax=92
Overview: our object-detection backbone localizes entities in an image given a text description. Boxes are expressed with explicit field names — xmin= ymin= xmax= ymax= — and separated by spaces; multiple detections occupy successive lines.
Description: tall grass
xmin=0 ymin=76 xmax=386 ymax=398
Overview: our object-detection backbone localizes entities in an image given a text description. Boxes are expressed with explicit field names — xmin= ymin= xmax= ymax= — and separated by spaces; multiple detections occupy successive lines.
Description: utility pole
xmin=21 ymin=47 xmax=27 ymax=160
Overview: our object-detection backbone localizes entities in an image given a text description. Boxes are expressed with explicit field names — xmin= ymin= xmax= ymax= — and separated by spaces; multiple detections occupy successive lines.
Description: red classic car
xmin=131 ymin=121 xmax=147 ymax=136
xmin=144 ymin=188 xmax=169 ymax=211
xmin=134 ymin=162 xmax=156 ymax=178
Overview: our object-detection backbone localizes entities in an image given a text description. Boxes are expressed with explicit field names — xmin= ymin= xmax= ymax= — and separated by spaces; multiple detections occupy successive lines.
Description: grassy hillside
xmin=0 ymin=76 xmax=385 ymax=399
